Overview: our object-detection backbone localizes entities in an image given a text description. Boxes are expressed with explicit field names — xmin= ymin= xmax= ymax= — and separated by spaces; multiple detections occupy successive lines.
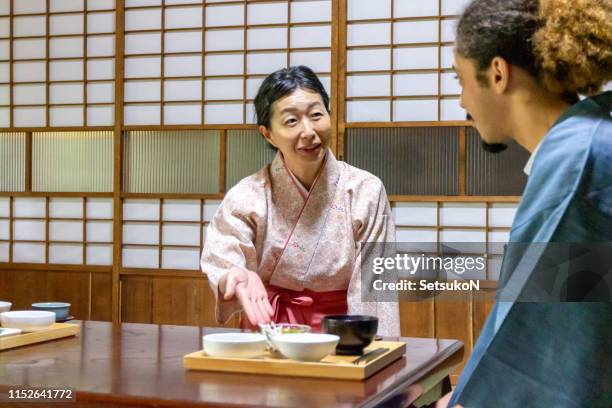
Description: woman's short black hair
xmin=254 ymin=66 xmax=330 ymax=129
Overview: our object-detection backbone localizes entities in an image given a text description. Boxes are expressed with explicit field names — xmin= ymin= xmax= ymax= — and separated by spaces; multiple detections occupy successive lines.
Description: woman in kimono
xmin=438 ymin=0 xmax=612 ymax=407
xmin=201 ymin=66 xmax=400 ymax=336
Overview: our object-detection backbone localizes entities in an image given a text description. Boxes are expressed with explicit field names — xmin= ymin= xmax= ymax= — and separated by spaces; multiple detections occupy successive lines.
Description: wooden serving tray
xmin=0 ymin=323 xmax=80 ymax=351
xmin=184 ymin=340 xmax=406 ymax=380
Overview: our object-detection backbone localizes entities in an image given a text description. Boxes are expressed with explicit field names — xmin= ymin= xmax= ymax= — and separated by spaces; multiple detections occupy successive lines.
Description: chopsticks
xmin=351 ymin=347 xmax=389 ymax=365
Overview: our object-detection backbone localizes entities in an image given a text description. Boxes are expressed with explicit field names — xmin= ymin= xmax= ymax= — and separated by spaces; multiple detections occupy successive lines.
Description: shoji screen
xmin=0 ymin=196 xmax=113 ymax=265
xmin=1 ymin=0 xmax=116 ymax=127
xmin=121 ymin=198 xmax=220 ymax=270
xmin=392 ymin=202 xmax=518 ymax=281
xmin=345 ymin=0 xmax=470 ymax=122
xmin=123 ymin=0 xmax=333 ymax=125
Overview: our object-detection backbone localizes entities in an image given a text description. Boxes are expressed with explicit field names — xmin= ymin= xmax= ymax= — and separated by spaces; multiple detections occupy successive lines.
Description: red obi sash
xmin=240 ymin=285 xmax=348 ymax=332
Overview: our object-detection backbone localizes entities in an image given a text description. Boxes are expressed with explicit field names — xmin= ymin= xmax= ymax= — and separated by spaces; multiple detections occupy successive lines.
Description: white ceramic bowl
xmin=0 ymin=311 xmax=56 ymax=331
xmin=0 ymin=301 xmax=11 ymax=313
xmin=272 ymin=333 xmax=340 ymax=362
xmin=203 ymin=332 xmax=267 ymax=358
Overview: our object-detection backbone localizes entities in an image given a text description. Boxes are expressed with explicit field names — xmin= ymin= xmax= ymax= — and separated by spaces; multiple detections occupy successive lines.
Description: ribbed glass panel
xmin=226 ymin=130 xmax=277 ymax=190
xmin=0 ymin=133 xmax=26 ymax=192
xmin=466 ymin=128 xmax=529 ymax=195
xmin=346 ymin=127 xmax=459 ymax=195
xmin=32 ymin=131 xmax=113 ymax=192
xmin=124 ymin=130 xmax=220 ymax=193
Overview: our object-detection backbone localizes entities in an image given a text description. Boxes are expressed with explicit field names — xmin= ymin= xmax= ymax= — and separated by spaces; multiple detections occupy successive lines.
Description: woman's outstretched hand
xmin=221 ymin=267 xmax=274 ymax=326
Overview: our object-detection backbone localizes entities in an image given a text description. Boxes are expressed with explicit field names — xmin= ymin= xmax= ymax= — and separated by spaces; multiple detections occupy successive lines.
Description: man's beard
xmin=481 ymin=140 xmax=508 ymax=154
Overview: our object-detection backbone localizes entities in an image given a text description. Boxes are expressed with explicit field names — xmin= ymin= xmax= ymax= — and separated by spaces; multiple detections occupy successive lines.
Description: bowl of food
xmin=31 ymin=302 xmax=71 ymax=321
xmin=272 ymin=333 xmax=339 ymax=362
xmin=1 ymin=311 xmax=56 ymax=331
xmin=322 ymin=315 xmax=378 ymax=355
xmin=0 ymin=301 xmax=12 ymax=313
xmin=203 ymin=332 xmax=267 ymax=358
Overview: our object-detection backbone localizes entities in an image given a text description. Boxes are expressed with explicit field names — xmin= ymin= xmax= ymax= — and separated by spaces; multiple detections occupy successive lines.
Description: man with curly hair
xmin=436 ymin=0 xmax=612 ymax=407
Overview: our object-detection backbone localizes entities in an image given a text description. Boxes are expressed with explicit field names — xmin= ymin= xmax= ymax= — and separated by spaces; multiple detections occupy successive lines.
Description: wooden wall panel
xmin=120 ymin=275 xmax=153 ymax=323
xmin=434 ymin=293 xmax=473 ymax=384
xmin=399 ymin=300 xmax=435 ymax=338
xmin=91 ymin=272 xmax=112 ymax=321
xmin=120 ymin=275 xmax=238 ymax=328
xmin=472 ymin=289 xmax=496 ymax=340
xmin=152 ymin=277 xmax=206 ymax=326
xmin=0 ymin=270 xmax=108 ymax=321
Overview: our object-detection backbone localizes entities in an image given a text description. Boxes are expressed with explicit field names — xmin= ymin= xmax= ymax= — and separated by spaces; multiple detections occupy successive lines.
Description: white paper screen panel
xmin=13 ymin=39 xmax=46 ymax=59
xmin=125 ymin=8 xmax=162 ymax=31
xmin=163 ymin=200 xmax=200 ymax=222
xmin=49 ymin=198 xmax=83 ymax=218
xmin=0 ymin=243 xmax=8 ymax=262
xmin=348 ymin=0 xmax=390 ymax=20
xmin=13 ymin=84 xmax=46 ymax=105
xmin=123 ymin=223 xmax=159 ymax=245
xmin=0 ymin=220 xmax=8 ymax=240
xmin=394 ymin=21 xmax=438 ymax=44
xmin=162 ymin=223 xmax=199 ymax=246
xmin=246 ymin=52 xmax=286 ymax=75
xmin=13 ymin=197 xmax=46 ymax=217
xmin=49 ymin=0 xmax=86 ymax=13
xmin=247 ymin=27 xmax=287 ymax=50
xmin=13 ymin=243 xmax=45 ymax=263
xmin=442 ymin=0 xmax=472 ymax=16
xmin=205 ymin=78 xmax=243 ymax=100
xmin=393 ymin=99 xmax=437 ymax=122
xmin=291 ymin=0 xmax=332 ymax=23
xmin=346 ymin=100 xmax=390 ymax=122
xmin=49 ymin=221 xmax=83 ymax=242
xmin=165 ymin=55 xmax=201 ymax=77
xmin=203 ymin=200 xmax=221 ymax=222
xmin=13 ymin=62 xmax=46 ymax=82
xmin=123 ymin=199 xmax=160 ymax=221
xmin=440 ymin=98 xmax=466 ymax=121
xmin=165 ymin=6 xmax=202 ymax=29
xmin=205 ymin=4 xmax=244 ymax=27
xmin=247 ymin=2 xmax=287 ymax=25
xmin=13 ymin=220 xmax=45 ymax=241
xmin=50 ymin=61 xmax=84 ymax=81
xmin=347 ymin=75 xmax=390 ymax=97
xmin=50 ymin=15 xmax=84 ymax=36
xmin=0 ymin=197 xmax=9 ymax=217
xmin=392 ymin=202 xmax=437 ymax=226
xmin=347 ymin=23 xmax=390 ymax=46
xmin=440 ymin=203 xmax=486 ymax=227
xmin=290 ymin=51 xmax=331 ymax=73
xmin=13 ymin=16 xmax=46 ymax=37
xmin=86 ymin=198 xmax=113 ymax=219
xmin=162 ymin=248 xmax=200 ymax=270
xmin=86 ymin=244 xmax=112 ymax=265
xmin=123 ymin=247 xmax=159 ymax=268
xmin=87 ymin=221 xmax=113 ymax=242
xmin=49 ymin=244 xmax=83 ymax=265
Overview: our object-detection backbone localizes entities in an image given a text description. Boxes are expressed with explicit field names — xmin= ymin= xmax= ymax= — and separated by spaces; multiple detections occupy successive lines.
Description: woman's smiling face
xmin=260 ymin=87 xmax=331 ymax=170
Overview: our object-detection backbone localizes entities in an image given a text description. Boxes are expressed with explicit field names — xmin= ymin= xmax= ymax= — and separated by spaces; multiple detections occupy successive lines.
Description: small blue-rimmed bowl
xmin=31 ymin=302 xmax=71 ymax=321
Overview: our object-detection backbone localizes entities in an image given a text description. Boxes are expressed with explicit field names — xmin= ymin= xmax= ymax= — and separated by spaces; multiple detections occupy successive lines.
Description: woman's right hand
xmin=221 ymin=267 xmax=274 ymax=326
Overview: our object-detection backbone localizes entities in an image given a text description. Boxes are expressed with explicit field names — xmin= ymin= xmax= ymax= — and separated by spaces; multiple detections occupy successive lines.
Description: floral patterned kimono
xmin=201 ymin=149 xmax=400 ymax=336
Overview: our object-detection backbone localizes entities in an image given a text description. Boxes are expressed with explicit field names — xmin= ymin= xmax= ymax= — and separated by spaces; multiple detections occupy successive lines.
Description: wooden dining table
xmin=0 ymin=321 xmax=463 ymax=408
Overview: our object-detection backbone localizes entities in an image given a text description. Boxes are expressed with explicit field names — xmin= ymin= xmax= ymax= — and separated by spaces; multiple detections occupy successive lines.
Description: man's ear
xmin=259 ymin=125 xmax=276 ymax=147
xmin=490 ymin=56 xmax=511 ymax=94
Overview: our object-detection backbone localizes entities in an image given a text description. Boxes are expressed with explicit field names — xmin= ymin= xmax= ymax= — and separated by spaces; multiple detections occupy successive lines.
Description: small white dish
xmin=203 ymin=332 xmax=267 ymax=358
xmin=0 ymin=311 xmax=55 ymax=332
xmin=0 ymin=327 xmax=22 ymax=337
xmin=0 ymin=301 xmax=12 ymax=313
xmin=272 ymin=333 xmax=340 ymax=362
